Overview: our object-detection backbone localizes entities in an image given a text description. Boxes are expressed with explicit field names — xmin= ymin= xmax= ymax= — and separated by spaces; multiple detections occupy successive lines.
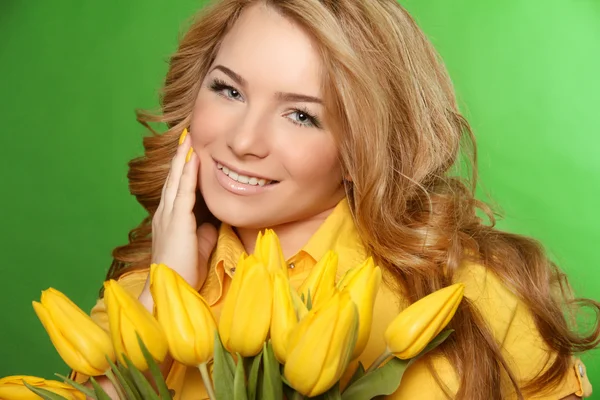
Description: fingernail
xmin=186 ymin=147 xmax=194 ymax=162
xmin=178 ymin=128 xmax=188 ymax=145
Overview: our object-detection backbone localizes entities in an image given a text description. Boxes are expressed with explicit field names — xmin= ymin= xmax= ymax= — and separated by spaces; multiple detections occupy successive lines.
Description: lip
xmin=212 ymin=158 xmax=276 ymax=182
xmin=213 ymin=160 xmax=278 ymax=196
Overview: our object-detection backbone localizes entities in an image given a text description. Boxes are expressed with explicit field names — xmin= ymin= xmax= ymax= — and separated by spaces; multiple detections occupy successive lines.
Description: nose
xmin=226 ymin=106 xmax=269 ymax=159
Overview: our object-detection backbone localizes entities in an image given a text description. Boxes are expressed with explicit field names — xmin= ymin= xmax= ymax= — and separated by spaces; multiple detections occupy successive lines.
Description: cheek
xmin=279 ymin=136 xmax=342 ymax=184
xmin=190 ymin=92 xmax=228 ymax=147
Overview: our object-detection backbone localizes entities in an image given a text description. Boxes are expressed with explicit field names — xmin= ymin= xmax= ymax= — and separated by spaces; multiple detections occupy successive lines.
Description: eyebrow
xmin=209 ymin=64 xmax=323 ymax=104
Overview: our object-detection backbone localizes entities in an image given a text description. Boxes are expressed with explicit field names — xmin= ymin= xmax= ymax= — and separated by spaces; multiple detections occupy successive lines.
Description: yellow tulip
xmin=219 ymin=254 xmax=273 ymax=357
xmin=297 ymin=250 xmax=338 ymax=308
xmin=337 ymin=257 xmax=382 ymax=359
xmin=103 ymin=280 xmax=168 ymax=370
xmin=32 ymin=288 xmax=114 ymax=376
xmin=150 ymin=263 xmax=217 ymax=366
xmin=254 ymin=229 xmax=288 ymax=276
xmin=284 ymin=291 xmax=358 ymax=397
xmin=0 ymin=375 xmax=84 ymax=400
xmin=385 ymin=283 xmax=465 ymax=359
xmin=270 ymin=270 xmax=298 ymax=363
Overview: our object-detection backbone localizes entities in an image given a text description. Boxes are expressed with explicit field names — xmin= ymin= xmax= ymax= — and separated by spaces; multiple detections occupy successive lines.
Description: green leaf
xmin=23 ymin=382 xmax=70 ymax=400
xmin=136 ymin=333 xmax=172 ymax=399
xmin=102 ymin=357 xmax=140 ymax=400
xmin=116 ymin=361 xmax=143 ymax=399
xmin=123 ymin=356 xmax=160 ymax=400
xmin=226 ymin=352 xmax=237 ymax=377
xmin=282 ymin=382 xmax=296 ymax=400
xmin=233 ymin=353 xmax=249 ymax=400
xmin=247 ymin=350 xmax=263 ymax=400
xmin=262 ymin=341 xmax=283 ymax=400
xmin=306 ymin=289 xmax=313 ymax=311
xmin=89 ymin=377 xmax=114 ymax=400
xmin=54 ymin=373 xmax=97 ymax=399
xmin=323 ymin=382 xmax=342 ymax=400
xmin=213 ymin=331 xmax=235 ymax=400
xmin=346 ymin=362 xmax=365 ymax=388
xmin=341 ymin=358 xmax=410 ymax=400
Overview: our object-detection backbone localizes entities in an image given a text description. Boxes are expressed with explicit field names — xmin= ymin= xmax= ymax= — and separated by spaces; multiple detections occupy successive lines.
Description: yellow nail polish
xmin=178 ymin=128 xmax=188 ymax=145
xmin=186 ymin=147 xmax=194 ymax=162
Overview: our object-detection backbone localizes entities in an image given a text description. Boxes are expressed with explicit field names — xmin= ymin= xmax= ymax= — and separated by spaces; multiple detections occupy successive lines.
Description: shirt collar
xmin=212 ymin=197 xmax=367 ymax=274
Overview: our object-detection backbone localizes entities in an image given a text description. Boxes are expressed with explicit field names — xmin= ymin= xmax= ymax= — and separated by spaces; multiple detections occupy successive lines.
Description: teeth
xmin=217 ymin=162 xmax=272 ymax=186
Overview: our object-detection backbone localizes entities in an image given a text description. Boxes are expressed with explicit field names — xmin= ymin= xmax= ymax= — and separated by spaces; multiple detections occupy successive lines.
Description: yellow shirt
xmin=77 ymin=198 xmax=592 ymax=399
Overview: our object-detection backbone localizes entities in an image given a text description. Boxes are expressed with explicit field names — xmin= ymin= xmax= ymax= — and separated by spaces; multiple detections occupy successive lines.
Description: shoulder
xmin=454 ymin=259 xmax=520 ymax=344
xmin=454 ymin=260 xmax=592 ymax=398
xmin=389 ymin=260 xmax=591 ymax=399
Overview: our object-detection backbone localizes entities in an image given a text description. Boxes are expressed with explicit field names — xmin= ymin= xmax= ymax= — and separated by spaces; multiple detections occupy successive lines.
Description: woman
xmin=75 ymin=0 xmax=598 ymax=398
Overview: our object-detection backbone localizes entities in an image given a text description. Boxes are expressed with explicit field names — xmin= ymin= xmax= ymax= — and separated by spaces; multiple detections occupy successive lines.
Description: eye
xmin=286 ymin=108 xmax=322 ymax=129
xmin=208 ymin=78 xmax=244 ymax=101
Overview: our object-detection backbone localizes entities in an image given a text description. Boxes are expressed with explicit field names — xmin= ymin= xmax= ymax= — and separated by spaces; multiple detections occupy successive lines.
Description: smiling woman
xmin=59 ymin=0 xmax=599 ymax=399
xmin=191 ymin=5 xmax=345 ymax=231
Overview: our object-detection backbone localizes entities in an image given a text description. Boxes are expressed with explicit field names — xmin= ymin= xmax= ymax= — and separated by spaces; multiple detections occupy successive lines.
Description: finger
xmin=163 ymin=136 xmax=191 ymax=215
xmin=197 ymin=223 xmax=218 ymax=266
xmin=155 ymin=171 xmax=171 ymax=218
xmin=172 ymin=148 xmax=200 ymax=220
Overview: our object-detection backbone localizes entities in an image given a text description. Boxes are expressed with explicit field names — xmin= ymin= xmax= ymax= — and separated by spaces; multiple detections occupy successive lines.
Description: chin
xmin=204 ymin=195 xmax=277 ymax=229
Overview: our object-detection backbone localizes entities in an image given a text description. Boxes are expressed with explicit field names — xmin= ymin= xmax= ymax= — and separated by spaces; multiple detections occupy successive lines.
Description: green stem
xmin=105 ymin=369 xmax=126 ymax=400
xmin=291 ymin=391 xmax=304 ymax=400
xmin=365 ymin=348 xmax=393 ymax=374
xmin=198 ymin=362 xmax=216 ymax=400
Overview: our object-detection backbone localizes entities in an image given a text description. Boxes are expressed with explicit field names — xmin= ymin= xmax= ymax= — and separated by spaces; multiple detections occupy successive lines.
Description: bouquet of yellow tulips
xmin=0 ymin=230 xmax=464 ymax=400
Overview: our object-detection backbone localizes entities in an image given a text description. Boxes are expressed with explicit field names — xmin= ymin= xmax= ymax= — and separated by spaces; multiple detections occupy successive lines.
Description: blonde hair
xmin=107 ymin=0 xmax=600 ymax=398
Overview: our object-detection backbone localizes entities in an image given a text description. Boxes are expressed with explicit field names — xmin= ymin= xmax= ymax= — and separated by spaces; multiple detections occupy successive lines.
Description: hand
xmin=150 ymin=131 xmax=217 ymax=290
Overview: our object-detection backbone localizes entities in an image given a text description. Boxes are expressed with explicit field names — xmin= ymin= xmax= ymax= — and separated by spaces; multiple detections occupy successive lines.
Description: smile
xmin=216 ymin=162 xmax=276 ymax=187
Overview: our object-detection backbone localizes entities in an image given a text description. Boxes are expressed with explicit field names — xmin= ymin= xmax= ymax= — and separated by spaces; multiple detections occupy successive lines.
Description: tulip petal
xmin=104 ymin=281 xmax=126 ymax=363
xmin=180 ymin=279 xmax=217 ymax=364
xmin=120 ymin=312 xmax=148 ymax=370
xmin=270 ymin=270 xmax=298 ymax=363
xmin=41 ymin=289 xmax=114 ymax=372
xmin=338 ymin=259 xmax=382 ymax=359
xmin=284 ymin=293 xmax=341 ymax=396
xmin=229 ymin=261 xmax=273 ymax=356
xmin=259 ymin=229 xmax=288 ymax=276
xmin=219 ymin=254 xmax=249 ymax=349
xmin=152 ymin=265 xmax=199 ymax=365
xmin=297 ymin=251 xmax=338 ymax=308
xmin=385 ymin=283 xmax=464 ymax=359
xmin=104 ymin=279 xmax=168 ymax=368
xmin=311 ymin=293 xmax=358 ymax=396
xmin=0 ymin=376 xmax=84 ymax=400
xmin=32 ymin=301 xmax=104 ymax=376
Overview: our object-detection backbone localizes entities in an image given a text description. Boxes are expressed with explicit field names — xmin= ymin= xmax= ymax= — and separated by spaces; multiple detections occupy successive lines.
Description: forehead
xmin=213 ymin=3 xmax=324 ymax=93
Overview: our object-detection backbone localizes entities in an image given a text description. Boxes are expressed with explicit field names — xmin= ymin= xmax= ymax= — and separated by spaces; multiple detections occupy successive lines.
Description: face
xmin=190 ymin=3 xmax=346 ymax=229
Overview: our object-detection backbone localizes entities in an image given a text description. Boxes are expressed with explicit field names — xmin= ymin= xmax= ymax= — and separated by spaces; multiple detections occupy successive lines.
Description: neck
xmin=234 ymin=205 xmax=338 ymax=259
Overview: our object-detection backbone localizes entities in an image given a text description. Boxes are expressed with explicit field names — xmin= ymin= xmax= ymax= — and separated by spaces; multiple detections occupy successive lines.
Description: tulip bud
xmin=254 ymin=229 xmax=288 ymax=276
xmin=150 ymin=263 xmax=218 ymax=366
xmin=32 ymin=288 xmax=115 ymax=376
xmin=385 ymin=283 xmax=464 ymax=359
xmin=0 ymin=375 xmax=84 ymax=400
xmin=103 ymin=280 xmax=168 ymax=370
xmin=219 ymin=254 xmax=273 ymax=357
xmin=338 ymin=257 xmax=382 ymax=359
xmin=297 ymin=250 xmax=338 ymax=308
xmin=284 ymin=291 xmax=358 ymax=397
xmin=270 ymin=270 xmax=298 ymax=363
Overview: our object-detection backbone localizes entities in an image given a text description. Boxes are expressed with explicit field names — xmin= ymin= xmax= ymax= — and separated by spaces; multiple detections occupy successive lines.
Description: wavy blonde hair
xmin=106 ymin=0 xmax=600 ymax=398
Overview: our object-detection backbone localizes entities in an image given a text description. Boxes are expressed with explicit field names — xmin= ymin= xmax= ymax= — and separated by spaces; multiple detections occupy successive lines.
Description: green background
xmin=1 ymin=0 xmax=598 ymax=393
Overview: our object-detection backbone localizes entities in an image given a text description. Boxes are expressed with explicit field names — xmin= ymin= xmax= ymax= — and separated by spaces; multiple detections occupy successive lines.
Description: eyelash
xmin=208 ymin=78 xmax=322 ymax=129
